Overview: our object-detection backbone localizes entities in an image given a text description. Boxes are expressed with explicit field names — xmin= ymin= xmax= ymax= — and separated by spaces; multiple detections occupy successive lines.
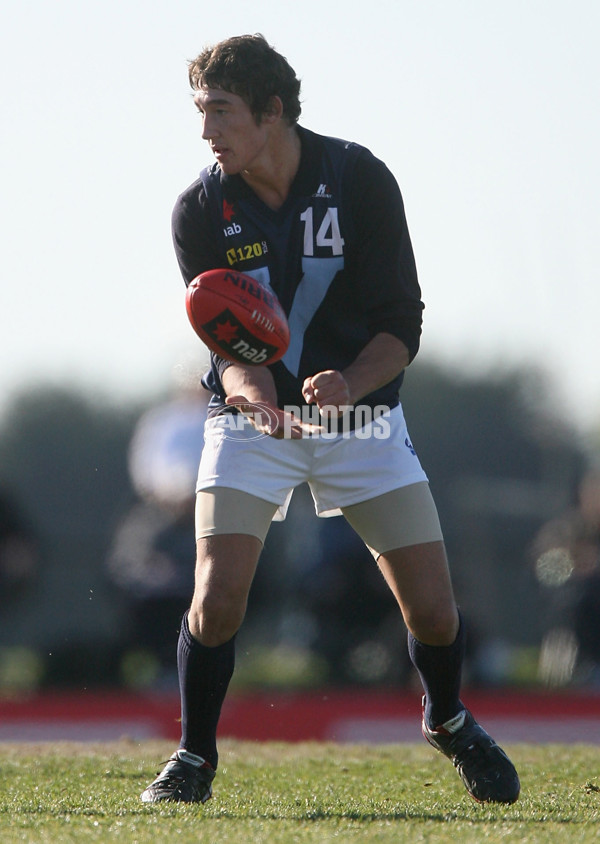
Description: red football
xmin=185 ymin=269 xmax=290 ymax=366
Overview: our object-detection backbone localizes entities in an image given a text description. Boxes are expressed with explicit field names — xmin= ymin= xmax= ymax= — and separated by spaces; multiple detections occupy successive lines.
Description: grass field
xmin=1 ymin=739 xmax=599 ymax=843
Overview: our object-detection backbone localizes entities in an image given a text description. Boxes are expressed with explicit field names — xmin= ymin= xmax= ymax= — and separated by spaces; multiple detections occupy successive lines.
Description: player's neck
xmin=241 ymin=126 xmax=301 ymax=211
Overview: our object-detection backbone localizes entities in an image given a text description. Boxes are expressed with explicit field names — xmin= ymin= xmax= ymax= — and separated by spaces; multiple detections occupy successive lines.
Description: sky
xmin=1 ymin=0 xmax=599 ymax=436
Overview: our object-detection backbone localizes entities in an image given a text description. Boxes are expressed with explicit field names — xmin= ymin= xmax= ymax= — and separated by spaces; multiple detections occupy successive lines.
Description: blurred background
xmin=1 ymin=0 xmax=600 ymax=700
xmin=1 ymin=358 xmax=599 ymax=697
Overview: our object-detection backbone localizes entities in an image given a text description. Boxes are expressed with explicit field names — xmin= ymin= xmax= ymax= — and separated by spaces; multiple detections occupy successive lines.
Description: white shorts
xmin=196 ymin=403 xmax=429 ymax=520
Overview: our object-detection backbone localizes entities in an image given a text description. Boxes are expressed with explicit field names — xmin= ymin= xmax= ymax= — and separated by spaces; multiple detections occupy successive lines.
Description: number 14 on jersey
xmin=300 ymin=207 xmax=344 ymax=256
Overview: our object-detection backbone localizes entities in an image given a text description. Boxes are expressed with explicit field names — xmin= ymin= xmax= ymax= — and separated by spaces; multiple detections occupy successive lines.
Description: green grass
xmin=1 ymin=740 xmax=599 ymax=842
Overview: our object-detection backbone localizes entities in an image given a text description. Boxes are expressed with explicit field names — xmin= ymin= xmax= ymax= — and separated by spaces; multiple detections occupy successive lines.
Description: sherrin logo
xmin=224 ymin=271 xmax=278 ymax=310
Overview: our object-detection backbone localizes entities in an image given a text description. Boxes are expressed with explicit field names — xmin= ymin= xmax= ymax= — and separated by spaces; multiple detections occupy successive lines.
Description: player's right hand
xmin=302 ymin=370 xmax=352 ymax=416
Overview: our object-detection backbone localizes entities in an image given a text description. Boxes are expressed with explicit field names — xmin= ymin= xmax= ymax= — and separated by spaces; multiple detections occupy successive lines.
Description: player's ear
xmin=261 ymin=95 xmax=284 ymax=123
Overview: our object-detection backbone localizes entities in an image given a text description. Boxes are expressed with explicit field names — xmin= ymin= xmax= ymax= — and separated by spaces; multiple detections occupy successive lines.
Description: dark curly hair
xmin=188 ymin=34 xmax=302 ymax=125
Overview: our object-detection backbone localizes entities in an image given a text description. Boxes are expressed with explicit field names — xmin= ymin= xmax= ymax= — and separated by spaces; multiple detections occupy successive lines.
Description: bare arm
xmin=221 ymin=330 xmax=409 ymax=433
xmin=221 ymin=363 xmax=278 ymax=405
xmin=222 ymin=364 xmax=321 ymax=439
xmin=302 ymin=332 xmax=410 ymax=412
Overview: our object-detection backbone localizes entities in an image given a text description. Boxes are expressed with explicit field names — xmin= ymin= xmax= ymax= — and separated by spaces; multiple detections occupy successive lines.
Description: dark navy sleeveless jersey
xmin=172 ymin=126 xmax=424 ymax=416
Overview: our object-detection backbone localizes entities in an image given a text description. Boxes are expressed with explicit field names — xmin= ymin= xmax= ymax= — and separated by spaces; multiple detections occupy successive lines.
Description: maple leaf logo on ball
xmin=212 ymin=319 xmax=238 ymax=342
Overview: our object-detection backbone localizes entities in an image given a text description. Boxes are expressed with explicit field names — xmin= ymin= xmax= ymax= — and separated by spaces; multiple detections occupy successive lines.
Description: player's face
xmin=194 ymin=87 xmax=270 ymax=176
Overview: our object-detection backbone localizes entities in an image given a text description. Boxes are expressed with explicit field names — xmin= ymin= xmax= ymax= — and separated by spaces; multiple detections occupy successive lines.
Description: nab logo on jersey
xmin=222 ymin=199 xmax=242 ymax=237
xmin=223 ymin=222 xmax=242 ymax=237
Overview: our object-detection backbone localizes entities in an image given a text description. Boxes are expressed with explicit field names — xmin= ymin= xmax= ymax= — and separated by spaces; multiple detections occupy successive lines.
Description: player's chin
xmin=215 ymin=156 xmax=239 ymax=175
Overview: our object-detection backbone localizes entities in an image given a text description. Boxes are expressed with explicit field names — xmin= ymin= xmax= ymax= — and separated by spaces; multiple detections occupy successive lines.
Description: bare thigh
xmin=377 ymin=541 xmax=459 ymax=646
xmin=342 ymin=484 xmax=457 ymax=645
xmin=189 ymin=533 xmax=264 ymax=646
xmin=189 ymin=489 xmax=279 ymax=646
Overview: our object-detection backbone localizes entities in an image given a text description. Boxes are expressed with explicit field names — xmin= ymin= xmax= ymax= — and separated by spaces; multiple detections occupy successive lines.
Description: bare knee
xmin=377 ymin=542 xmax=459 ymax=646
xmin=188 ymin=585 xmax=247 ymax=646
xmin=405 ymin=603 xmax=459 ymax=646
xmin=188 ymin=535 xmax=261 ymax=647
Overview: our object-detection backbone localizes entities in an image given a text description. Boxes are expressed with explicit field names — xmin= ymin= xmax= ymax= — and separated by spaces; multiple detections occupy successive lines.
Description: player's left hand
xmin=302 ymin=370 xmax=352 ymax=416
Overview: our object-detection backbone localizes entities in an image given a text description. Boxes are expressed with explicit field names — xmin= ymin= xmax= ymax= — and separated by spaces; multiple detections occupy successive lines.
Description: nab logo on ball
xmin=185 ymin=269 xmax=290 ymax=366
xmin=201 ymin=308 xmax=278 ymax=364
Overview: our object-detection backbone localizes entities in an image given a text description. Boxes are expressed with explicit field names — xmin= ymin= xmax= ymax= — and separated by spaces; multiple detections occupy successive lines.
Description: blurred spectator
xmin=0 ymin=487 xmax=44 ymax=692
xmin=106 ymin=377 xmax=209 ymax=688
xmin=532 ymin=465 xmax=600 ymax=686
xmin=0 ymin=487 xmax=39 ymax=606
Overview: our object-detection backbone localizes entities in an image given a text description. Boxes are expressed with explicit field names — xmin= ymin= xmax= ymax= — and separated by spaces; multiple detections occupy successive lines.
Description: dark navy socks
xmin=407 ymin=611 xmax=466 ymax=730
xmin=177 ymin=611 xmax=236 ymax=770
xmin=176 ymin=608 xmax=465 ymax=764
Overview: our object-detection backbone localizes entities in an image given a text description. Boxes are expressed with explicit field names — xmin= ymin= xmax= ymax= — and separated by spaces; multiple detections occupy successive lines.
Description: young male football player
xmin=142 ymin=33 xmax=520 ymax=806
